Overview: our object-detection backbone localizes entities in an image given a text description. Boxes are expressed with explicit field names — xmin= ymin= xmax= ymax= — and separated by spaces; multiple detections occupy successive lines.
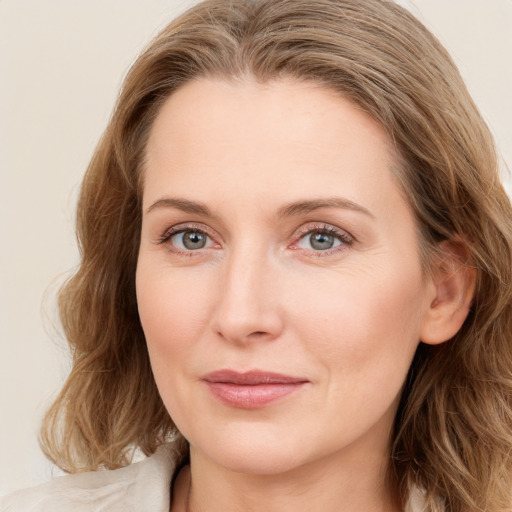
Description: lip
xmin=201 ymin=370 xmax=309 ymax=409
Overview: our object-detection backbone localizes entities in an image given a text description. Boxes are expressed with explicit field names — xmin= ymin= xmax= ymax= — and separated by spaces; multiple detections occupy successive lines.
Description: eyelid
xmin=158 ymin=222 xmax=208 ymax=242
xmin=156 ymin=222 xmax=221 ymax=253
xmin=155 ymin=221 xmax=354 ymax=257
xmin=289 ymin=222 xmax=355 ymax=253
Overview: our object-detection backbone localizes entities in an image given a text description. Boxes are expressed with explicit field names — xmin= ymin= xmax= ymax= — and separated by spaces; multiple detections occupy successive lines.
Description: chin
xmin=187 ymin=425 xmax=315 ymax=476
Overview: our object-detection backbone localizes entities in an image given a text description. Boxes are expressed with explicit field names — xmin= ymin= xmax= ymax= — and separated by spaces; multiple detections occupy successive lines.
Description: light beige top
xmin=0 ymin=444 xmax=429 ymax=511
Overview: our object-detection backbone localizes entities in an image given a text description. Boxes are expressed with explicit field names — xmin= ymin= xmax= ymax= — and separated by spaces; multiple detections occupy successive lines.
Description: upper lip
xmin=202 ymin=370 xmax=309 ymax=385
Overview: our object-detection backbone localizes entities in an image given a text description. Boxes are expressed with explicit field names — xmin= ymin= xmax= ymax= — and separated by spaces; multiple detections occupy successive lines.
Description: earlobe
xmin=420 ymin=239 xmax=476 ymax=345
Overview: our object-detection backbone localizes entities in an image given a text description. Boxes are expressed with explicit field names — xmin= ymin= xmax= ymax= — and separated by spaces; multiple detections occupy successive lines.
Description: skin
xmin=136 ymin=77 xmax=472 ymax=512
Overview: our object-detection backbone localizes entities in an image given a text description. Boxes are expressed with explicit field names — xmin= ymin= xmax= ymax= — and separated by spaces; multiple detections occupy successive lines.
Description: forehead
xmin=143 ymin=77 xmax=404 ymax=219
xmin=146 ymin=77 xmax=394 ymax=162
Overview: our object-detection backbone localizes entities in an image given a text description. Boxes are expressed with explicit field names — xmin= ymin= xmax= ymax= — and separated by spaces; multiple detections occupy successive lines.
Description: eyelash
xmin=292 ymin=224 xmax=354 ymax=256
xmin=157 ymin=224 xmax=216 ymax=257
xmin=157 ymin=223 xmax=354 ymax=257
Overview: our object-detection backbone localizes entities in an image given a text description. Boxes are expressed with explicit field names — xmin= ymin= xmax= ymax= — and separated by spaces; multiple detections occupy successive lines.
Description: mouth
xmin=201 ymin=370 xmax=309 ymax=409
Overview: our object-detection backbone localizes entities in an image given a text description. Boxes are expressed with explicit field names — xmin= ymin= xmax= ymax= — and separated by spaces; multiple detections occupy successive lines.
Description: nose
xmin=211 ymin=246 xmax=284 ymax=345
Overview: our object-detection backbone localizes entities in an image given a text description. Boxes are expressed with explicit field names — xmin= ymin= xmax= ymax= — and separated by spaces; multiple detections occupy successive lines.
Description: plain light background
xmin=1 ymin=0 xmax=511 ymax=498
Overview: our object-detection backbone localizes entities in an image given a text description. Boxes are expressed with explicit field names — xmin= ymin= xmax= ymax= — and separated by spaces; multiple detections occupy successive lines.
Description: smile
xmin=201 ymin=370 xmax=309 ymax=409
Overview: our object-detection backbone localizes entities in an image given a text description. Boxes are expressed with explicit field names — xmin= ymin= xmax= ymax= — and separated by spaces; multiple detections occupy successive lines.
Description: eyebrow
xmin=145 ymin=196 xmax=374 ymax=219
xmin=146 ymin=197 xmax=215 ymax=217
xmin=277 ymin=197 xmax=374 ymax=219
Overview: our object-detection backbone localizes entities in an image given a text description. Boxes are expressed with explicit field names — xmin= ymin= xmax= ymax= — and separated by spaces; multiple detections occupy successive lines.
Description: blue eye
xmin=296 ymin=227 xmax=351 ymax=251
xmin=169 ymin=230 xmax=213 ymax=250
xmin=306 ymin=231 xmax=341 ymax=250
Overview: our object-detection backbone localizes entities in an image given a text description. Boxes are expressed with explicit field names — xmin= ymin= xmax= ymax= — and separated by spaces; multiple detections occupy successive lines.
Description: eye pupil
xmin=183 ymin=231 xmax=207 ymax=249
xmin=310 ymin=232 xmax=334 ymax=250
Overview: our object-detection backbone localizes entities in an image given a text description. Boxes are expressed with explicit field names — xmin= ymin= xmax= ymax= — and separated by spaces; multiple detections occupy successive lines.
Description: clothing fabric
xmin=0 ymin=445 xmax=178 ymax=512
xmin=0 ymin=444 xmax=428 ymax=511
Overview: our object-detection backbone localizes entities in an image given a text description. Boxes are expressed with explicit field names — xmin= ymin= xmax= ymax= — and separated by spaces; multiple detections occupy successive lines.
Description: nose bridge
xmin=213 ymin=242 xmax=283 ymax=343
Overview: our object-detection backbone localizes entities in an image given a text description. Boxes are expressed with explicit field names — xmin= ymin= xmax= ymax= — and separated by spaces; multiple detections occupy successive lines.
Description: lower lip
xmin=205 ymin=382 xmax=306 ymax=409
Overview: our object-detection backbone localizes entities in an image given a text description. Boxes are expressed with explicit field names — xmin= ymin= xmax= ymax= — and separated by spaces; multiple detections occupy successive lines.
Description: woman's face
xmin=136 ymin=78 xmax=436 ymax=475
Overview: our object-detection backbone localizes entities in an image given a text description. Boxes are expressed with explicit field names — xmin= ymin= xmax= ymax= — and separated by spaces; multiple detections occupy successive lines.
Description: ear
xmin=420 ymin=238 xmax=476 ymax=345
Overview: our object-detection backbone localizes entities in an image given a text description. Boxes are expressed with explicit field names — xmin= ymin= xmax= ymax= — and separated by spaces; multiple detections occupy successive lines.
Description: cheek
xmin=135 ymin=263 xmax=221 ymax=434
xmin=290 ymin=264 xmax=426 ymax=391
xmin=135 ymin=263 xmax=215 ymax=378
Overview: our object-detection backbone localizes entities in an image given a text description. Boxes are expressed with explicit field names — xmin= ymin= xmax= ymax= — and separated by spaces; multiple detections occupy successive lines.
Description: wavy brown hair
xmin=40 ymin=0 xmax=512 ymax=510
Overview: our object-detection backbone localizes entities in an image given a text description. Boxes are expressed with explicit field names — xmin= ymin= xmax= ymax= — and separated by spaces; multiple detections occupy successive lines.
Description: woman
xmin=2 ymin=0 xmax=511 ymax=511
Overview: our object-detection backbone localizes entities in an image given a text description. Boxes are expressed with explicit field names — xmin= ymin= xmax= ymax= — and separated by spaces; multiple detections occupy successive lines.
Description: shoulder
xmin=0 ymin=444 xmax=178 ymax=512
